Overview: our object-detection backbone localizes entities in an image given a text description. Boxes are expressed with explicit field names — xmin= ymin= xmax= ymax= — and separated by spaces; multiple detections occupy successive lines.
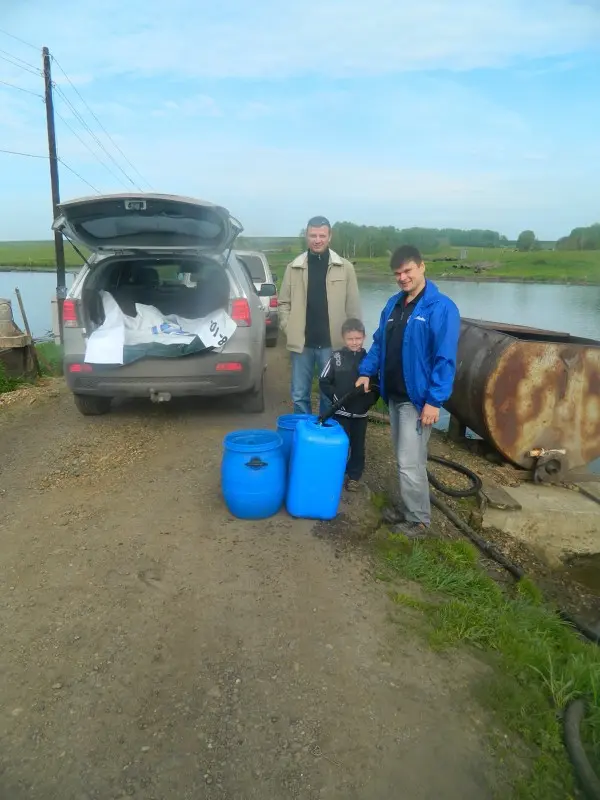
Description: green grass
xmin=36 ymin=341 xmax=63 ymax=376
xmin=379 ymin=534 xmax=600 ymax=798
xmin=351 ymin=246 xmax=600 ymax=284
xmin=0 ymin=362 xmax=26 ymax=393
xmin=267 ymin=243 xmax=600 ymax=284
xmin=0 ymin=240 xmax=87 ymax=269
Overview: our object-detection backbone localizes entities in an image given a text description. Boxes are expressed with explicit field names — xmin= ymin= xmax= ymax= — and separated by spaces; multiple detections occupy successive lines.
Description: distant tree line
xmin=290 ymin=219 xmax=600 ymax=257
xmin=556 ymin=223 xmax=600 ymax=251
xmin=327 ymin=223 xmax=508 ymax=258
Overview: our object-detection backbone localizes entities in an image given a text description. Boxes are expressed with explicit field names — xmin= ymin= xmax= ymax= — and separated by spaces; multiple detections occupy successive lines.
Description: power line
xmin=53 ymin=83 xmax=142 ymax=191
xmin=0 ymin=78 xmax=44 ymax=98
xmin=57 ymin=158 xmax=100 ymax=193
xmin=0 ymin=27 xmax=39 ymax=52
xmin=0 ymin=48 xmax=41 ymax=76
xmin=0 ymin=147 xmax=46 ymax=159
xmin=0 ymin=146 xmax=101 ymax=193
xmin=54 ymin=107 xmax=130 ymax=189
xmin=51 ymin=54 xmax=152 ymax=190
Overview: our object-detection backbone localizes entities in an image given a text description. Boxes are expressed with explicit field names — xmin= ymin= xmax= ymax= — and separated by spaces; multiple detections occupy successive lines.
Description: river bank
xmin=355 ymin=269 xmax=600 ymax=286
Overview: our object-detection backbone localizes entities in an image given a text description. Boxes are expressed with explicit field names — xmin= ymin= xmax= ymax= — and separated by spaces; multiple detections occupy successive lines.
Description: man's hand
xmin=420 ymin=403 xmax=439 ymax=426
xmin=355 ymin=376 xmax=370 ymax=392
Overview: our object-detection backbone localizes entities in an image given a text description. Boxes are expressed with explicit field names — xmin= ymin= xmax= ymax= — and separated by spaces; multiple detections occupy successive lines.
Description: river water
xmin=2 ymin=270 xmax=599 ymax=342
xmin=0 ymin=270 xmax=75 ymax=339
xmin=360 ymin=279 xmax=600 ymax=342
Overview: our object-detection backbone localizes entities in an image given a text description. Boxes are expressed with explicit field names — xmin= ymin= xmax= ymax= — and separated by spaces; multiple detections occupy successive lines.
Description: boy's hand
xmin=420 ymin=403 xmax=440 ymax=426
xmin=355 ymin=377 xmax=370 ymax=392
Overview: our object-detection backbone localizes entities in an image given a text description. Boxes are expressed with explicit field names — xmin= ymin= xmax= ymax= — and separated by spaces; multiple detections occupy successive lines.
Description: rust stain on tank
xmin=483 ymin=341 xmax=600 ymax=469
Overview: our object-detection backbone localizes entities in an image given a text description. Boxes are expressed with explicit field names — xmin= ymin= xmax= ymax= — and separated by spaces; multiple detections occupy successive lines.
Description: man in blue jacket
xmin=356 ymin=245 xmax=460 ymax=537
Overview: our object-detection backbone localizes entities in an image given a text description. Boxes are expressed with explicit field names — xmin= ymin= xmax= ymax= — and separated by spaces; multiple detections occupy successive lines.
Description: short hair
xmin=390 ymin=245 xmax=423 ymax=270
xmin=306 ymin=215 xmax=331 ymax=231
xmin=341 ymin=317 xmax=366 ymax=336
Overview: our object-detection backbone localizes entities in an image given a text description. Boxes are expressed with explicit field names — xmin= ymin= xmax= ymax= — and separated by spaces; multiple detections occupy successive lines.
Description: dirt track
xmin=0 ymin=345 xmax=501 ymax=800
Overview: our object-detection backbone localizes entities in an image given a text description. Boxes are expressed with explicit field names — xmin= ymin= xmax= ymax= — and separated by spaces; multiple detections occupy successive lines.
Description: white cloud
xmin=9 ymin=0 xmax=600 ymax=80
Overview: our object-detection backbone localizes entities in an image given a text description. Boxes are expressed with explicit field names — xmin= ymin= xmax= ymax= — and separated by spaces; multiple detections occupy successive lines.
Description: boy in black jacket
xmin=319 ymin=318 xmax=379 ymax=491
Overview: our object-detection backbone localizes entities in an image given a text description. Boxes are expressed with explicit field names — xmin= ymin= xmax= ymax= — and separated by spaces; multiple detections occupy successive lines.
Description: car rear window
xmin=237 ymin=255 xmax=266 ymax=282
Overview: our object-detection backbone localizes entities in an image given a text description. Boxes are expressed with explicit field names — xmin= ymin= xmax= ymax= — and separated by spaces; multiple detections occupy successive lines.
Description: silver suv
xmin=55 ymin=193 xmax=276 ymax=416
xmin=234 ymin=250 xmax=279 ymax=347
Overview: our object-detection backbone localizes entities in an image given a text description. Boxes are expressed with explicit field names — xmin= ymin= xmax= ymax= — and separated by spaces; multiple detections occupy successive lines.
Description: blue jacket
xmin=359 ymin=281 xmax=460 ymax=409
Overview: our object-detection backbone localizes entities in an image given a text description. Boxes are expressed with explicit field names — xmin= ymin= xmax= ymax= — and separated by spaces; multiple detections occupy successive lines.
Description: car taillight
xmin=269 ymin=296 xmax=278 ymax=308
xmin=62 ymin=299 xmax=79 ymax=327
xmin=68 ymin=363 xmax=93 ymax=373
xmin=216 ymin=362 xmax=243 ymax=372
xmin=231 ymin=298 xmax=251 ymax=327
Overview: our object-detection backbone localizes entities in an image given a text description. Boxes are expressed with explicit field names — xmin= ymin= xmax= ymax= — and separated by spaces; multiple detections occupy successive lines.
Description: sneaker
xmin=346 ymin=479 xmax=360 ymax=492
xmin=391 ymin=522 xmax=429 ymax=539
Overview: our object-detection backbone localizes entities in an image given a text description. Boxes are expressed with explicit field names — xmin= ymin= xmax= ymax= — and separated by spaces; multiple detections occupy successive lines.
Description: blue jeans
xmin=290 ymin=347 xmax=332 ymax=416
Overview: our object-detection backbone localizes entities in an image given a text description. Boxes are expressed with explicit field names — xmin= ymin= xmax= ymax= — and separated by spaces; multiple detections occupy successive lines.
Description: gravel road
xmin=0 ymin=345 xmax=501 ymax=799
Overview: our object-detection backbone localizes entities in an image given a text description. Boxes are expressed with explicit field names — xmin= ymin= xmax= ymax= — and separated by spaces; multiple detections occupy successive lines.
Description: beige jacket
xmin=279 ymin=249 xmax=361 ymax=353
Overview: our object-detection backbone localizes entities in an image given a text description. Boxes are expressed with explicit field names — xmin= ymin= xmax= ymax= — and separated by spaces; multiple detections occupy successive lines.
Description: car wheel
xmin=74 ymin=394 xmax=112 ymax=416
xmin=241 ymin=372 xmax=265 ymax=413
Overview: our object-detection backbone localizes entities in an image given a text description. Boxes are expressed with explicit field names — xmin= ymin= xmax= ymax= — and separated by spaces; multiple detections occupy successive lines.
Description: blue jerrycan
xmin=286 ymin=418 xmax=349 ymax=520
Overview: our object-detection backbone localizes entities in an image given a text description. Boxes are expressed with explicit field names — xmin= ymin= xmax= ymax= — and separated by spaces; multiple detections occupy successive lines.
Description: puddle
xmin=561 ymin=553 xmax=600 ymax=595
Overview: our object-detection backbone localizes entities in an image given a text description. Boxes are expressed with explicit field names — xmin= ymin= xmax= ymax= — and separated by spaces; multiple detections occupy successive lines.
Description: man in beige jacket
xmin=279 ymin=216 xmax=361 ymax=415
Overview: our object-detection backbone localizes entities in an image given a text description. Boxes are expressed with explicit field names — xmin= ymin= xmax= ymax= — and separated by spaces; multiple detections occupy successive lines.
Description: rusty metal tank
xmin=445 ymin=319 xmax=600 ymax=471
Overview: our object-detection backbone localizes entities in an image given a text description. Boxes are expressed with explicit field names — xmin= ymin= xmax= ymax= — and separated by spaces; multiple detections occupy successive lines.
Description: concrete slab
xmin=482 ymin=483 xmax=600 ymax=567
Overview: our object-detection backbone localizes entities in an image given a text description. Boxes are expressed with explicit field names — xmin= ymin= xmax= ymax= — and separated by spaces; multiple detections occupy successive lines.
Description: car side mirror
xmin=258 ymin=283 xmax=277 ymax=297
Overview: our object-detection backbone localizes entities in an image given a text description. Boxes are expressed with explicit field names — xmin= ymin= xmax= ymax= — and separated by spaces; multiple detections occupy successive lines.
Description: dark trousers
xmin=336 ymin=414 xmax=368 ymax=480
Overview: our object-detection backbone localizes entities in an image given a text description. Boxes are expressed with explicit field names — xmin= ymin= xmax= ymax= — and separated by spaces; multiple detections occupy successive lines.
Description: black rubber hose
xmin=564 ymin=698 xmax=600 ymax=799
xmin=558 ymin=609 xmax=600 ymax=645
xmin=427 ymin=454 xmax=482 ymax=498
xmin=430 ymin=488 xmax=600 ymax=642
xmin=429 ymin=492 xmax=524 ymax=580
xmin=317 ymin=387 xmax=363 ymax=424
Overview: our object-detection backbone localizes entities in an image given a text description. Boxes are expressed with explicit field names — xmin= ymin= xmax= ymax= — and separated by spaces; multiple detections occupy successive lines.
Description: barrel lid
xmin=276 ymin=413 xmax=316 ymax=430
xmin=224 ymin=429 xmax=283 ymax=453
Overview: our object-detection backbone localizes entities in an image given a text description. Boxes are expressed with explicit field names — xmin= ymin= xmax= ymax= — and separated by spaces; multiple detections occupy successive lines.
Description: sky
xmin=1 ymin=0 xmax=599 ymax=241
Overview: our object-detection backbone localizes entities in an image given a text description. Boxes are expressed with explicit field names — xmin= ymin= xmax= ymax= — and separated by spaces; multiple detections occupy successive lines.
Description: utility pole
xmin=42 ymin=46 xmax=66 ymax=344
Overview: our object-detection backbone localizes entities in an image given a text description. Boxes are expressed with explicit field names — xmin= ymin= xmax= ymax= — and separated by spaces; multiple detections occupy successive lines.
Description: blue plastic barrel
xmin=286 ymin=418 xmax=349 ymax=520
xmin=276 ymin=413 xmax=317 ymax=462
xmin=221 ymin=430 xmax=285 ymax=519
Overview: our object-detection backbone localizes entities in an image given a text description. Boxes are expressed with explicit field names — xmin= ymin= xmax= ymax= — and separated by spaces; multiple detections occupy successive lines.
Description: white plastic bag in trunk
xmin=84 ymin=291 xmax=236 ymax=365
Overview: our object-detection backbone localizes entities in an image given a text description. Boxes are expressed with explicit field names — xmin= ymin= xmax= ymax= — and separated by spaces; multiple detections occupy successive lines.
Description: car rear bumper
xmin=64 ymin=353 xmax=258 ymax=398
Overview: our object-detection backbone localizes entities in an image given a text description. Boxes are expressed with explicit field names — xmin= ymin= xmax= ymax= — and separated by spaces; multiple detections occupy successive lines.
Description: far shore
xmin=0 ymin=264 xmax=599 ymax=288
